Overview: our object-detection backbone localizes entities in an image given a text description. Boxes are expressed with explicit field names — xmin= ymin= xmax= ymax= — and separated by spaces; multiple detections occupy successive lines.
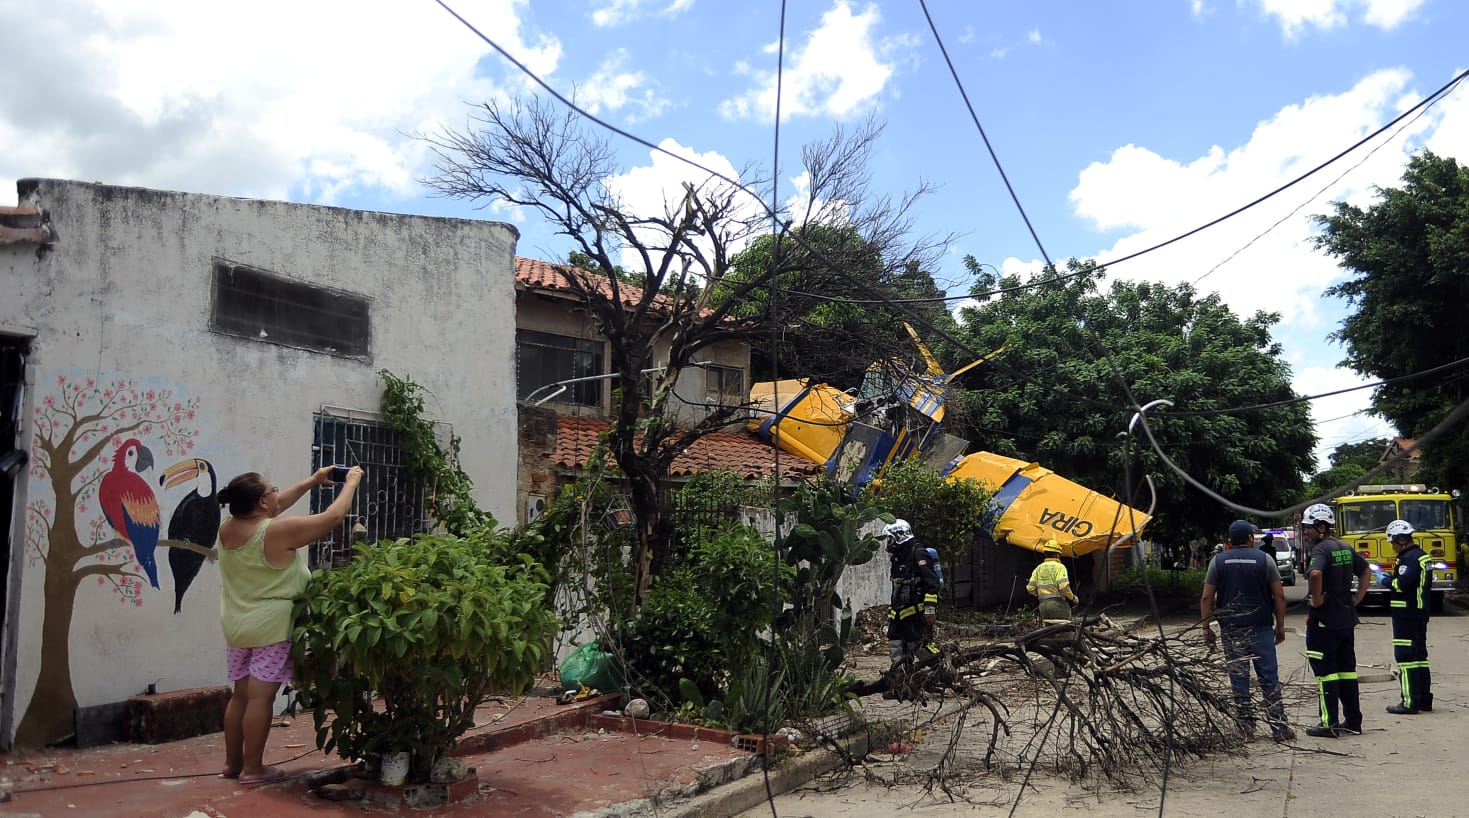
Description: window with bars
xmin=307 ymin=408 xmax=433 ymax=569
xmin=704 ymin=364 xmax=745 ymax=404
xmin=516 ymin=329 xmax=605 ymax=406
xmin=210 ymin=259 xmax=372 ymax=359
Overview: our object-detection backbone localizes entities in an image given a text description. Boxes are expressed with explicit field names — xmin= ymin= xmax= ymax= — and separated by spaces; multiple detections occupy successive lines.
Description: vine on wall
xmin=377 ymin=370 xmax=492 ymax=537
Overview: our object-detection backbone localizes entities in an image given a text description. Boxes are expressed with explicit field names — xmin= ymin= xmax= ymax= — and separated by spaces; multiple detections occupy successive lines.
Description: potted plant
xmin=292 ymin=525 xmax=559 ymax=783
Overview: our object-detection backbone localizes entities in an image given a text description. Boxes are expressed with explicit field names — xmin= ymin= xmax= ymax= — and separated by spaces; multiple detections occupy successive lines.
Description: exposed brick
xmin=125 ymin=686 xmax=231 ymax=744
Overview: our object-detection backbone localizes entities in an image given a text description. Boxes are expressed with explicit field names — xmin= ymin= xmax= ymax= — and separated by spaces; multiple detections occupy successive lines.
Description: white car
xmin=1255 ymin=531 xmax=1297 ymax=586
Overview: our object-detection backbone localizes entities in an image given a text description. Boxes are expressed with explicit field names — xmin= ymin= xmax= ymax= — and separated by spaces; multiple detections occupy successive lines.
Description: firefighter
xmin=1381 ymin=519 xmax=1434 ymax=714
xmin=1301 ymin=503 xmax=1371 ymax=738
xmin=1026 ymin=539 xmax=1078 ymax=622
xmin=884 ymin=519 xmax=942 ymax=668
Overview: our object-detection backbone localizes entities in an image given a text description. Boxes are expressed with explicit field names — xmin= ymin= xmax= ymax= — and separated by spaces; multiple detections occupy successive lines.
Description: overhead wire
xmin=437 ymin=5 xmax=1467 ymax=794
xmin=1097 ymin=67 xmax=1469 ymax=271
xmin=1191 ymin=71 xmax=1463 ymax=286
xmin=440 ymin=0 xmax=1469 ymax=508
xmin=757 ymin=2 xmax=790 ymax=815
xmin=428 ymin=0 xmax=1453 ymax=439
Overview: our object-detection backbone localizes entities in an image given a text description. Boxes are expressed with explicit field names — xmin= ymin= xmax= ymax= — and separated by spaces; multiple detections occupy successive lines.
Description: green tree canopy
xmin=717 ymin=224 xmax=952 ymax=387
xmin=1327 ymin=437 xmax=1392 ymax=470
xmin=945 ymin=257 xmax=1316 ymax=544
xmin=1317 ymin=151 xmax=1469 ymax=490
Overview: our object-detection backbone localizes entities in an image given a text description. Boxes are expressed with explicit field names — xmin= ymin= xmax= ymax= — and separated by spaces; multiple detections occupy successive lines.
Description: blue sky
xmin=4 ymin=0 xmax=1467 ymax=472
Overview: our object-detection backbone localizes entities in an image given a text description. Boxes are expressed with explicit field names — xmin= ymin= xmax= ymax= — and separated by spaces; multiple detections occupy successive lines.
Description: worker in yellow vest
xmin=1026 ymin=539 xmax=1078 ymax=622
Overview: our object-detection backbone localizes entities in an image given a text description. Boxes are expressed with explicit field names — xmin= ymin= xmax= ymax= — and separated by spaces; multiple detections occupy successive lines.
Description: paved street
xmin=743 ymin=584 xmax=1466 ymax=818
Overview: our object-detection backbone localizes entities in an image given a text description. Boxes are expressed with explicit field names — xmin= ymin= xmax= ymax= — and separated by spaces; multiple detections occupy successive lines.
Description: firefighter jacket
xmin=1027 ymin=558 xmax=1077 ymax=603
xmin=888 ymin=541 xmax=942 ymax=621
xmin=1384 ymin=545 xmax=1432 ymax=618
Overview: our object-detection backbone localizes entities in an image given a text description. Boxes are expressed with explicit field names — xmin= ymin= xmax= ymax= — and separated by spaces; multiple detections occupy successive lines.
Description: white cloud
xmin=957 ymin=25 xmax=976 ymax=44
xmin=590 ymin=0 xmax=696 ymax=27
xmin=604 ymin=139 xmax=762 ymax=271
xmin=1293 ymin=364 xmax=1396 ymax=470
xmin=1190 ymin=0 xmax=1211 ymax=18
xmin=1069 ymin=68 xmax=1431 ymax=327
xmin=1027 ymin=28 xmax=1043 ymax=44
xmin=0 ymin=0 xmax=559 ymax=205
xmin=1254 ymin=0 xmax=1424 ymax=37
xmin=1361 ymin=0 xmax=1426 ymax=29
xmin=1066 ymin=67 xmax=1465 ymax=473
xmin=577 ymin=50 xmax=672 ymax=124
xmin=718 ymin=0 xmax=911 ymax=122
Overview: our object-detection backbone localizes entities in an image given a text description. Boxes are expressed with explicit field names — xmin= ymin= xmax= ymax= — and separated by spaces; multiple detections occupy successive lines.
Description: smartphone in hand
xmin=330 ymin=465 xmax=353 ymax=482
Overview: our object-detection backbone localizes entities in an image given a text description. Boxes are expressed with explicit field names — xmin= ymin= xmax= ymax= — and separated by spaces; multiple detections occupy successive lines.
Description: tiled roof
xmin=551 ymin=415 xmax=823 ymax=481
xmin=0 ymin=206 xmax=54 ymax=246
xmin=515 ymin=256 xmax=708 ymax=317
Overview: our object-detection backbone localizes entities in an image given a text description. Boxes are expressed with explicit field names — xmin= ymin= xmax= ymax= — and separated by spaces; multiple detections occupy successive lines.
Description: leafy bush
xmin=1107 ymin=565 xmax=1208 ymax=598
xmin=292 ymin=528 xmax=559 ymax=781
xmin=862 ymin=459 xmax=992 ymax=607
xmin=617 ymin=525 xmax=786 ymax=706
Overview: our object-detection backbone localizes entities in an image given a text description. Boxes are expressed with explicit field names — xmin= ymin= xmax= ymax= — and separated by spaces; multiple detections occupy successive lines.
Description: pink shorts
xmin=226 ymin=640 xmax=293 ymax=684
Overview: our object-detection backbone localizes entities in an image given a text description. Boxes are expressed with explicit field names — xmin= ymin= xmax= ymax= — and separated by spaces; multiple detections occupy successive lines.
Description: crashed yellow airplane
xmin=747 ymin=327 xmax=1149 ymax=558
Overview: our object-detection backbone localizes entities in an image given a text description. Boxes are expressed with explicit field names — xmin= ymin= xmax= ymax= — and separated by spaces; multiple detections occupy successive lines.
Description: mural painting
xmin=18 ymin=375 xmax=218 ymax=747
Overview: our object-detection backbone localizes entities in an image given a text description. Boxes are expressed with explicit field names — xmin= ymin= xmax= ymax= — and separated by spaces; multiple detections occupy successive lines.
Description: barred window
xmin=517 ymin=330 xmax=604 ymax=406
xmin=307 ymin=408 xmax=433 ymax=569
xmin=211 ymin=259 xmax=372 ymax=359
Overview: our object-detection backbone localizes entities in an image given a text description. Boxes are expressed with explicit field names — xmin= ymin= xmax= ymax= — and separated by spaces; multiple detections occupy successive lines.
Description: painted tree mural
xmin=18 ymin=375 xmax=215 ymax=747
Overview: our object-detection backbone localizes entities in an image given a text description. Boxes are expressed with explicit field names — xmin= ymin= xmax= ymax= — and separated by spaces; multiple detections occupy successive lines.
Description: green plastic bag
xmin=558 ymin=642 xmax=625 ymax=693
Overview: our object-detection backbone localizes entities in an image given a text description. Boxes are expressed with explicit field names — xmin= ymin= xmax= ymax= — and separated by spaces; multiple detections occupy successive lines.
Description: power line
xmin=1192 ymin=73 xmax=1464 ymax=286
xmin=1100 ymin=68 xmax=1469 ymax=271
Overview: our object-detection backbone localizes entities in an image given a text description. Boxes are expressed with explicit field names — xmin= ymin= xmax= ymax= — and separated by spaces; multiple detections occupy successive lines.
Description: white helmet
xmin=1386 ymin=519 xmax=1415 ymax=539
xmin=1302 ymin=503 xmax=1335 ymax=526
xmin=883 ymin=519 xmax=914 ymax=544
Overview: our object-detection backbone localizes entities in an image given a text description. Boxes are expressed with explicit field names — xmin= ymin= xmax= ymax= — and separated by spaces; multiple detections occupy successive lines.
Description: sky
xmin=4 ymin=0 xmax=1467 ymax=477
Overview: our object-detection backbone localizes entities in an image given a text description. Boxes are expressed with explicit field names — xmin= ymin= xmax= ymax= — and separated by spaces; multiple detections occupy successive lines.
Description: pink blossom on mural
xmin=43 ymin=395 xmax=54 ymax=408
xmin=57 ymin=375 xmax=66 ymax=385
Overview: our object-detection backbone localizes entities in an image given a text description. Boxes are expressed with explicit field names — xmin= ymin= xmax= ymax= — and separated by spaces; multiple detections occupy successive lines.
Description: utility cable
xmin=1099 ymin=68 xmax=1469 ymax=272
xmin=758 ymin=3 xmax=790 ymax=816
xmin=1131 ymin=392 xmax=1469 ymax=520
xmin=1192 ymin=73 xmax=1459 ymax=286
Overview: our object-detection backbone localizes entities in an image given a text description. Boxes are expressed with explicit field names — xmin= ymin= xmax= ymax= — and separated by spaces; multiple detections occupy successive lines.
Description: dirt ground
xmin=743 ymin=587 xmax=1466 ymax=818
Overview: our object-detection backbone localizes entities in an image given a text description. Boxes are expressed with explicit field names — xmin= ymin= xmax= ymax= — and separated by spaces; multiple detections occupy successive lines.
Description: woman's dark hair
xmin=217 ymin=472 xmax=268 ymax=518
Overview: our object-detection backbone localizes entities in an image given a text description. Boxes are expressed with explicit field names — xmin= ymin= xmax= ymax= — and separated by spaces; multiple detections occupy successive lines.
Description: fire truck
xmin=1332 ymin=484 xmax=1459 ymax=612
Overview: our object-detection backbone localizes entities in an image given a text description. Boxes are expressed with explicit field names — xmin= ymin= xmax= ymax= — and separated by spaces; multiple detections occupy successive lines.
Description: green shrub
xmin=1107 ymin=565 xmax=1207 ymax=598
xmin=292 ymin=528 xmax=559 ymax=781
xmin=617 ymin=525 xmax=786 ymax=707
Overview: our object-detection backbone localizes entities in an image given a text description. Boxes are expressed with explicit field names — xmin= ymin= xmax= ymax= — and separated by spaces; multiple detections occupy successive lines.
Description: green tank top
xmin=218 ymin=518 xmax=311 ymax=648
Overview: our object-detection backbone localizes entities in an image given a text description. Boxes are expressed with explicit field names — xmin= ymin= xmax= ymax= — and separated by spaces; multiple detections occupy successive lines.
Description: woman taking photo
xmin=215 ymin=465 xmax=363 ymax=784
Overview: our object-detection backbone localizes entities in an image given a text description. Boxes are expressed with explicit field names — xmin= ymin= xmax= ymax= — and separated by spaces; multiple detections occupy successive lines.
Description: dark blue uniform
xmin=886 ymin=539 xmax=943 ymax=665
xmin=1382 ymin=545 xmax=1433 ymax=711
xmin=1306 ymin=536 xmax=1369 ymax=732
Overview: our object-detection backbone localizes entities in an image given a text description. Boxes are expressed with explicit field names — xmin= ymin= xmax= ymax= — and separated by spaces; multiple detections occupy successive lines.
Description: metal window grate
xmin=308 ymin=407 xmax=437 ymax=569
xmin=211 ymin=259 xmax=372 ymax=360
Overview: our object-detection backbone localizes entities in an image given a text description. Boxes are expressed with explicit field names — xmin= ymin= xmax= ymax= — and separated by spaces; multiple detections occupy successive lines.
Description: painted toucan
xmin=99 ymin=438 xmax=160 ymax=589
xmin=160 ymin=458 xmax=219 ymax=613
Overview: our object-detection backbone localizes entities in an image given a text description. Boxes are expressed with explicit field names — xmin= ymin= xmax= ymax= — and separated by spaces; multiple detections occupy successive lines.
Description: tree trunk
xmin=14 ymin=550 xmax=81 ymax=747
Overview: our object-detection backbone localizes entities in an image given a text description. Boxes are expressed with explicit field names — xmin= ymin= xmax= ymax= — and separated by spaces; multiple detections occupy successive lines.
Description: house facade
xmin=512 ymin=257 xmax=772 ymax=524
xmin=0 ymin=179 xmax=519 ymax=749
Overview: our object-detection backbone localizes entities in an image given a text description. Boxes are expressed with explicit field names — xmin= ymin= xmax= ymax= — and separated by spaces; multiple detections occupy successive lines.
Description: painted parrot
xmin=99 ymin=438 xmax=160 ymax=589
xmin=160 ymin=458 xmax=220 ymax=613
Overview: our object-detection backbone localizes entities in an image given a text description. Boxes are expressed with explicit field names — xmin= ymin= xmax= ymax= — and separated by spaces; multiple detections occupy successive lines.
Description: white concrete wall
xmin=0 ymin=179 xmax=517 ymax=746
xmin=735 ymin=506 xmax=890 ymax=617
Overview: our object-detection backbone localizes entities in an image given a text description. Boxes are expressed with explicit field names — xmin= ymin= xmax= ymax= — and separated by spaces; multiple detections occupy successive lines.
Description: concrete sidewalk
xmin=0 ymin=692 xmax=774 ymax=817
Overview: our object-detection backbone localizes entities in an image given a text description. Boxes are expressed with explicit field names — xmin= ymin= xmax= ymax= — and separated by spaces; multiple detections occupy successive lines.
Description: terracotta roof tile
xmin=551 ymin=415 xmax=823 ymax=481
xmin=516 ymin=256 xmax=678 ymax=313
xmin=0 ymin=206 xmax=53 ymax=245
